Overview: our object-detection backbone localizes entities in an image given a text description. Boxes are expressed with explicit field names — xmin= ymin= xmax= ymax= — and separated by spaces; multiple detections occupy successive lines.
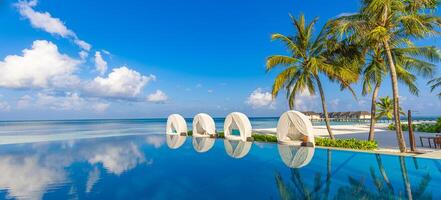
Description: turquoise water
xmin=0 ymin=134 xmax=439 ymax=200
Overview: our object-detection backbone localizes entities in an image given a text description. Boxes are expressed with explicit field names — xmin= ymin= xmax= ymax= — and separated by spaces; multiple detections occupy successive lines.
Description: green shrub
xmin=388 ymin=117 xmax=441 ymax=133
xmin=315 ymin=137 xmax=378 ymax=150
xmin=252 ymin=134 xmax=278 ymax=143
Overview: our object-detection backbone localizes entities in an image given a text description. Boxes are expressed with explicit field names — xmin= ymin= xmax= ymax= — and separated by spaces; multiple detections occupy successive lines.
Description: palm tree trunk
xmin=315 ymin=75 xmax=335 ymax=139
xmin=383 ymin=40 xmax=406 ymax=152
xmin=368 ymin=83 xmax=380 ymax=141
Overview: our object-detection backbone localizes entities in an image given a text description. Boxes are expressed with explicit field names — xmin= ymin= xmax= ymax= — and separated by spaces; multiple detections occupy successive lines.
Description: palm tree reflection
xmin=275 ymin=152 xmax=433 ymax=200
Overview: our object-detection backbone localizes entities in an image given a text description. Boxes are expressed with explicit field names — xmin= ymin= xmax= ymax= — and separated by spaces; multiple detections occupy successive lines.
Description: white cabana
xmin=277 ymin=144 xmax=315 ymax=168
xmin=192 ymin=113 xmax=216 ymax=137
xmin=166 ymin=134 xmax=186 ymax=149
xmin=224 ymin=139 xmax=252 ymax=159
xmin=276 ymin=111 xmax=315 ymax=145
xmin=223 ymin=112 xmax=252 ymax=141
xmin=166 ymin=114 xmax=188 ymax=136
xmin=192 ymin=137 xmax=215 ymax=153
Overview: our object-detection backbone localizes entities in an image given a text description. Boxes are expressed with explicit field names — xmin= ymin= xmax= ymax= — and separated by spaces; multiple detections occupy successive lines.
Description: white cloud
xmin=246 ymin=88 xmax=275 ymax=109
xmin=207 ymin=89 xmax=213 ymax=93
xmin=36 ymin=92 xmax=85 ymax=111
xmin=0 ymin=40 xmax=80 ymax=89
xmin=79 ymin=50 xmax=88 ymax=60
xmin=16 ymin=0 xmax=91 ymax=51
xmin=86 ymin=66 xmax=155 ymax=98
xmin=0 ymin=101 xmax=11 ymax=111
xmin=92 ymin=103 xmax=110 ymax=112
xmin=17 ymin=95 xmax=33 ymax=109
xmin=74 ymin=39 xmax=91 ymax=51
xmin=147 ymin=90 xmax=168 ymax=103
xmin=94 ymin=51 xmax=108 ymax=75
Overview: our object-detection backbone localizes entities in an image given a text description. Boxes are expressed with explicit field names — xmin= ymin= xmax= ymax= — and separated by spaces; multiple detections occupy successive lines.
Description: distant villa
xmin=301 ymin=111 xmax=371 ymax=120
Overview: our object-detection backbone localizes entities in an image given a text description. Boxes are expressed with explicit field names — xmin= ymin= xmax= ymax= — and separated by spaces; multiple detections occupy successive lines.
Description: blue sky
xmin=0 ymin=0 xmax=439 ymax=120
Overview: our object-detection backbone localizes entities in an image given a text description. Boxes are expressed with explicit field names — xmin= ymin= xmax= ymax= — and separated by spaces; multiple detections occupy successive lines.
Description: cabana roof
xmin=224 ymin=112 xmax=252 ymax=142
xmin=166 ymin=114 xmax=187 ymax=135
xmin=276 ymin=111 xmax=315 ymax=145
xmin=192 ymin=113 xmax=216 ymax=137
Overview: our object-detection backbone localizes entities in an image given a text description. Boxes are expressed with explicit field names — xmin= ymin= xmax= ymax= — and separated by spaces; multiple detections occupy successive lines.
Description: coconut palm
xmin=361 ymin=44 xmax=437 ymax=141
xmin=266 ymin=14 xmax=360 ymax=139
xmin=329 ymin=0 xmax=441 ymax=152
xmin=376 ymin=96 xmax=405 ymax=120
xmin=428 ymin=77 xmax=441 ymax=98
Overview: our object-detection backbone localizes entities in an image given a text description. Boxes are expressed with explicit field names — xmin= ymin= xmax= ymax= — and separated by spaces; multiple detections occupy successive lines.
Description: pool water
xmin=0 ymin=134 xmax=439 ymax=200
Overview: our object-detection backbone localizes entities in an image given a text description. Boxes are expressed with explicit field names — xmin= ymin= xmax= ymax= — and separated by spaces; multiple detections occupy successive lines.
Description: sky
xmin=0 ymin=0 xmax=440 ymax=120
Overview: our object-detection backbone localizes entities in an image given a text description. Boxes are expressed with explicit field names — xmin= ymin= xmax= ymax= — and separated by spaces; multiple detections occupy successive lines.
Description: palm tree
xmin=428 ymin=77 xmax=441 ymax=98
xmin=329 ymin=0 xmax=441 ymax=152
xmin=266 ymin=14 xmax=360 ymax=139
xmin=376 ymin=96 xmax=405 ymax=120
xmin=360 ymin=45 xmax=437 ymax=141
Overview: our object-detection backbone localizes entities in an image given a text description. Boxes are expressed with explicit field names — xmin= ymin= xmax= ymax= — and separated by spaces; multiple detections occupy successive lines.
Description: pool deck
xmin=254 ymin=124 xmax=441 ymax=159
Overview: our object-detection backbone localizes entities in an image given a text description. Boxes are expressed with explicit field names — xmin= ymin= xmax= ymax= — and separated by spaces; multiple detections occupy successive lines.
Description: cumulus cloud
xmin=36 ymin=92 xmax=85 ymax=111
xmin=145 ymin=135 xmax=165 ymax=148
xmin=94 ymin=51 xmax=108 ymax=75
xmin=86 ymin=67 xmax=155 ymax=98
xmin=246 ymin=88 xmax=275 ymax=109
xmin=147 ymin=90 xmax=168 ymax=103
xmin=0 ymin=40 xmax=80 ymax=89
xmin=16 ymin=0 xmax=91 ymax=51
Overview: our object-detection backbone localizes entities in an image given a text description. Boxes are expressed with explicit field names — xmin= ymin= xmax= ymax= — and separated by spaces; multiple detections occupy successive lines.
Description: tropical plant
xmin=359 ymin=44 xmax=437 ymax=141
xmin=376 ymin=96 xmax=405 ymax=120
xmin=329 ymin=0 xmax=441 ymax=152
xmin=428 ymin=77 xmax=441 ymax=98
xmin=266 ymin=14 xmax=361 ymax=139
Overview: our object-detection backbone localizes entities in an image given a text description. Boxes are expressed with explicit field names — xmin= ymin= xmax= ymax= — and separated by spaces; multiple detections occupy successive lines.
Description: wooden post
xmin=408 ymin=110 xmax=416 ymax=152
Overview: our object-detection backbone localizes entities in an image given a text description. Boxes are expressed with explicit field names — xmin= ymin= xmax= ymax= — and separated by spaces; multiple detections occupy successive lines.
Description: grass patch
xmin=315 ymin=137 xmax=378 ymax=150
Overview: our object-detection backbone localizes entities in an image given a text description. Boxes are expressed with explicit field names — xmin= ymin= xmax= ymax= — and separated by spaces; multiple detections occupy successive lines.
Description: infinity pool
xmin=0 ymin=134 xmax=439 ymax=200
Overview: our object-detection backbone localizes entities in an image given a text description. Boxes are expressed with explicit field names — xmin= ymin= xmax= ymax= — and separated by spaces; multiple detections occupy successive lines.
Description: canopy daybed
xmin=166 ymin=134 xmax=186 ymax=149
xmin=224 ymin=139 xmax=252 ymax=159
xmin=192 ymin=137 xmax=215 ymax=153
xmin=223 ymin=112 xmax=252 ymax=142
xmin=277 ymin=144 xmax=315 ymax=168
xmin=192 ymin=113 xmax=217 ymax=137
xmin=166 ymin=114 xmax=188 ymax=136
xmin=276 ymin=111 xmax=315 ymax=145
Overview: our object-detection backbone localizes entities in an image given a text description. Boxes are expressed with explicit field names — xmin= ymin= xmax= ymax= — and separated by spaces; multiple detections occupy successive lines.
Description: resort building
xmin=324 ymin=111 xmax=371 ymax=120
xmin=301 ymin=111 xmax=321 ymax=120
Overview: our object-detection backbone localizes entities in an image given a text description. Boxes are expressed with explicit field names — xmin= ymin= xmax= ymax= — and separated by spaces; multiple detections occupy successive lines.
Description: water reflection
xmin=0 ymin=136 xmax=151 ymax=200
xmin=275 ymin=150 xmax=437 ymax=200
xmin=277 ymin=144 xmax=315 ymax=168
xmin=166 ymin=134 xmax=186 ymax=149
xmin=224 ymin=140 xmax=252 ymax=159
xmin=192 ymin=137 xmax=215 ymax=153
